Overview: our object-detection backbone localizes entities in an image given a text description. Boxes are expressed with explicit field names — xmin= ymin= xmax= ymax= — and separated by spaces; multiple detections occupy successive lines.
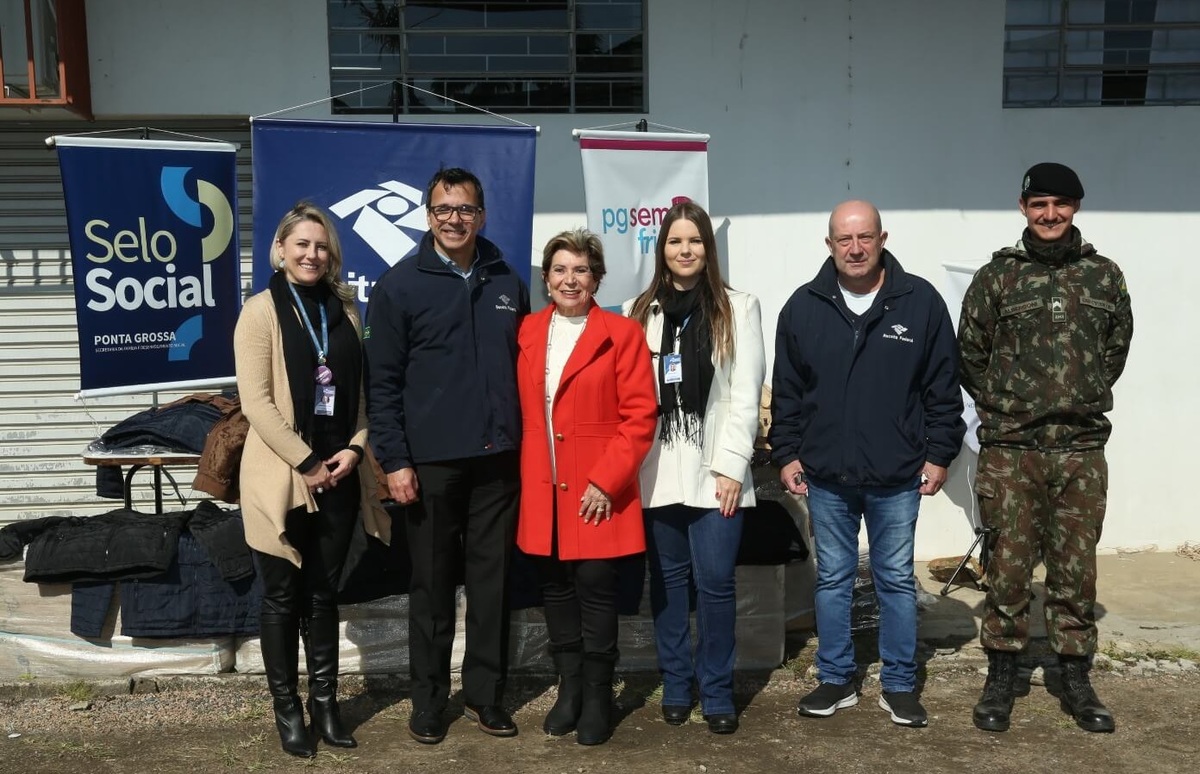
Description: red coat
xmin=516 ymin=303 xmax=658 ymax=560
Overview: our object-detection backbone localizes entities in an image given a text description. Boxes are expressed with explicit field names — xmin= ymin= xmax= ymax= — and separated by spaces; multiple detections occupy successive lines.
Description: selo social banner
xmin=55 ymin=137 xmax=241 ymax=398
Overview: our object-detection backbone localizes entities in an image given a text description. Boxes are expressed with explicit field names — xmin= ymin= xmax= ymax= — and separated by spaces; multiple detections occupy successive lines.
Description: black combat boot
xmin=543 ymin=647 xmax=584 ymax=736
xmin=973 ymin=649 xmax=1017 ymax=732
xmin=261 ymin=612 xmax=315 ymax=758
xmin=303 ymin=607 xmax=358 ymax=748
xmin=1058 ymin=654 xmax=1115 ymax=733
xmin=576 ymin=652 xmax=617 ymax=745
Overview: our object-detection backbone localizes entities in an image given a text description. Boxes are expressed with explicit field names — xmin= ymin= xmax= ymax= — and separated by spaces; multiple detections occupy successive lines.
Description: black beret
xmin=1021 ymin=162 xmax=1084 ymax=200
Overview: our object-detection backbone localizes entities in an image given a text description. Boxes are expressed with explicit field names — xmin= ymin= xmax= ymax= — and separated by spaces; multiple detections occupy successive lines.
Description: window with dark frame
xmin=1003 ymin=0 xmax=1200 ymax=107
xmin=328 ymin=0 xmax=646 ymax=114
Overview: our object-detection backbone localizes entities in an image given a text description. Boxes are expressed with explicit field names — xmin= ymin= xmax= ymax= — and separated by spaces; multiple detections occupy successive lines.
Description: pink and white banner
xmin=577 ymin=130 xmax=709 ymax=307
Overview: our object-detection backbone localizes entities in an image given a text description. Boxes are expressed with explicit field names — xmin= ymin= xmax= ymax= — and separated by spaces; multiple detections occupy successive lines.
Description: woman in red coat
xmin=516 ymin=228 xmax=657 ymax=745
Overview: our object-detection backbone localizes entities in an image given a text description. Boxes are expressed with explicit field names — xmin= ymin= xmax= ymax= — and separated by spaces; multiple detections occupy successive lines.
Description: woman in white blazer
xmin=624 ymin=201 xmax=765 ymax=735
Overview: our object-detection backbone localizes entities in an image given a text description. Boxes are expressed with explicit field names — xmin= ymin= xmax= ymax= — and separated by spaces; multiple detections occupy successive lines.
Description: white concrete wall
xmin=81 ymin=0 xmax=1200 ymax=558
xmin=86 ymin=0 xmax=329 ymax=118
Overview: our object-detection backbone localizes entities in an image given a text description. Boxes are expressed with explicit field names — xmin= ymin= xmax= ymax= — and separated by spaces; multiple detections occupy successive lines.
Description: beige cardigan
xmin=234 ymin=287 xmax=390 ymax=567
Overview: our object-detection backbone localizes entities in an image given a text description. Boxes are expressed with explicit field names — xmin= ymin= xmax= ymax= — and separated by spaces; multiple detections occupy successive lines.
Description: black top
xmin=268 ymin=272 xmax=363 ymax=471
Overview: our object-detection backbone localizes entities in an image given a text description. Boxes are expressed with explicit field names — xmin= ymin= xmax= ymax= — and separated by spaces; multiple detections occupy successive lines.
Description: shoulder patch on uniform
xmin=1079 ymin=296 xmax=1116 ymax=313
xmin=1000 ymin=299 xmax=1042 ymax=317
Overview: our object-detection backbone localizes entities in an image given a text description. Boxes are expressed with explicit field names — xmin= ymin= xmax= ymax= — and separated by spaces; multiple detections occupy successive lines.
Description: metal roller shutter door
xmin=0 ymin=120 xmax=253 ymax=525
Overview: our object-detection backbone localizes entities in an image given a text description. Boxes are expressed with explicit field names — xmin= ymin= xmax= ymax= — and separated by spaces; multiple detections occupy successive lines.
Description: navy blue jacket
xmin=365 ymin=232 xmax=530 ymax=471
xmin=770 ymin=251 xmax=964 ymax=487
xmin=71 ymin=530 xmax=261 ymax=639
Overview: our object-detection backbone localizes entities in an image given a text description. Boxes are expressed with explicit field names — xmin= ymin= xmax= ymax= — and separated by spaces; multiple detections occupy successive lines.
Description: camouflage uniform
xmin=958 ymin=227 xmax=1133 ymax=655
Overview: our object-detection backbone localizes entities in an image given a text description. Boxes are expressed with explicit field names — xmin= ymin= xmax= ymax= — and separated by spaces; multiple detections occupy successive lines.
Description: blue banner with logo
xmin=55 ymin=137 xmax=241 ymax=397
xmin=251 ymin=118 xmax=536 ymax=304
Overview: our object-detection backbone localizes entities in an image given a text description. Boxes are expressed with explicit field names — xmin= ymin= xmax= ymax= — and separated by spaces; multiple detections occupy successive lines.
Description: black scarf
xmin=1022 ymin=225 xmax=1083 ymax=268
xmin=656 ymin=284 xmax=715 ymax=448
xmin=267 ymin=272 xmax=360 ymax=452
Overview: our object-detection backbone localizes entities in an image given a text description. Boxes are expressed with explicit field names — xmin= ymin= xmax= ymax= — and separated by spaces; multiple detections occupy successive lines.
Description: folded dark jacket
xmin=187 ymin=501 xmax=254 ymax=582
xmin=337 ymin=503 xmax=415 ymax=604
xmin=736 ymin=498 xmax=810 ymax=566
xmin=99 ymin=394 xmax=227 ymax=453
xmin=23 ymin=509 xmax=188 ymax=583
xmin=0 ymin=516 xmax=70 ymax=561
xmin=119 ymin=530 xmax=261 ymax=638
xmin=70 ymin=532 xmax=261 ymax=639
xmin=70 ymin=581 xmax=117 ymax=639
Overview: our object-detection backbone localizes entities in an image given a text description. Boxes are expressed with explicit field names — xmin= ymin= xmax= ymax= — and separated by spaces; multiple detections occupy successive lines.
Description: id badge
xmin=663 ymin=352 xmax=683 ymax=384
xmin=314 ymin=384 xmax=336 ymax=416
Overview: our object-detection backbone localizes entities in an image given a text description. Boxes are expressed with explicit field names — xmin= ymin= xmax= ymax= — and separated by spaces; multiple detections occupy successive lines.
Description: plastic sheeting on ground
xmin=0 ymin=562 xmax=234 ymax=679
xmin=2 ymin=485 xmax=816 ymax=679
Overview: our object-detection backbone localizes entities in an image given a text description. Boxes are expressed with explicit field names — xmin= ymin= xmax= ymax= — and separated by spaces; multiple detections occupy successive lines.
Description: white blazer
xmin=623 ymin=289 xmax=766 ymax=510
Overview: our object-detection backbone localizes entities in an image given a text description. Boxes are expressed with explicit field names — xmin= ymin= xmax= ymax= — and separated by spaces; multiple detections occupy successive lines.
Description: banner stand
xmin=52 ymin=133 xmax=242 ymax=398
xmin=575 ymin=125 xmax=711 ymax=308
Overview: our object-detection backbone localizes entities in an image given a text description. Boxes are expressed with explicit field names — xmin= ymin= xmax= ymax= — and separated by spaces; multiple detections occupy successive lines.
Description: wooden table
xmin=82 ymin=452 xmax=201 ymax=513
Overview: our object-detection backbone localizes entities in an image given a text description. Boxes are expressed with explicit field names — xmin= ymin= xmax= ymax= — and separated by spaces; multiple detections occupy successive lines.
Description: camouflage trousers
xmin=975 ymin=446 xmax=1107 ymax=656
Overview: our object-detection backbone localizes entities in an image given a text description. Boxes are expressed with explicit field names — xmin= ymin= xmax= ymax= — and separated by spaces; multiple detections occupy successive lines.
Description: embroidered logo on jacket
xmin=882 ymin=323 xmax=914 ymax=343
xmin=495 ymin=293 xmax=518 ymax=312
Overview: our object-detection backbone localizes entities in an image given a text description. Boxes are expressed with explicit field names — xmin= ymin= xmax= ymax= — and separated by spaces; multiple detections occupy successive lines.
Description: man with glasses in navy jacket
xmin=366 ymin=168 xmax=530 ymax=745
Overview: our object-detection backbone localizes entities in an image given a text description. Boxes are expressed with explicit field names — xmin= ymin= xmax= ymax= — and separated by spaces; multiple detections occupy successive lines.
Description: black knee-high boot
xmin=304 ymin=603 xmax=357 ymax=748
xmin=261 ymin=612 xmax=315 ymax=758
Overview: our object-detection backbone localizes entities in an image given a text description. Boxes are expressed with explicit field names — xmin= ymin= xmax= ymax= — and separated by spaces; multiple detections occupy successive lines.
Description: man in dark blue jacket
xmin=365 ymin=168 xmax=530 ymax=744
xmin=770 ymin=200 xmax=964 ymax=729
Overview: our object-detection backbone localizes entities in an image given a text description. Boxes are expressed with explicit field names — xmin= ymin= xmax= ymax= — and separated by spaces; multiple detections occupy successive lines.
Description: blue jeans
xmin=645 ymin=504 xmax=743 ymax=716
xmin=806 ymin=476 xmax=921 ymax=693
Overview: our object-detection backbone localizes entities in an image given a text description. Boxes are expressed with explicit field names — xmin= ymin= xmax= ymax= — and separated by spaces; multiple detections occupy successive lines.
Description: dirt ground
xmin=3 ymin=639 xmax=1198 ymax=774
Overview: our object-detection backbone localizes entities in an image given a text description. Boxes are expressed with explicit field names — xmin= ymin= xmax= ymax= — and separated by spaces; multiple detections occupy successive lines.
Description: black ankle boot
xmin=304 ymin=609 xmax=357 ymax=748
xmin=973 ymin=649 xmax=1017 ymax=732
xmin=544 ymin=648 xmax=584 ymax=736
xmin=1058 ymin=655 xmax=1115 ymax=733
xmin=576 ymin=652 xmax=616 ymax=746
xmin=261 ymin=613 xmax=315 ymax=758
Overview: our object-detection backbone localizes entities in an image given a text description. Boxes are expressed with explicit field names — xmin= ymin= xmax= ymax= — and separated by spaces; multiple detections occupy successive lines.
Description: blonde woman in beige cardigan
xmin=235 ymin=203 xmax=387 ymax=758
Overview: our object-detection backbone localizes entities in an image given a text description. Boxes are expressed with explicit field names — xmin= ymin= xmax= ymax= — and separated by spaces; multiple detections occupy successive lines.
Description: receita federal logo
xmin=883 ymin=323 xmax=914 ymax=344
xmin=330 ymin=180 xmax=428 ymax=267
xmin=81 ymin=165 xmax=235 ymax=362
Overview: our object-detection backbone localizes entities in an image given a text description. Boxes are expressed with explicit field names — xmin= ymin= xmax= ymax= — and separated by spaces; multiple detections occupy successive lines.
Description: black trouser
xmin=530 ymin=494 xmax=630 ymax=658
xmin=256 ymin=470 xmax=360 ymax=620
xmin=255 ymin=470 xmax=359 ymax=689
xmin=532 ymin=551 xmax=624 ymax=658
xmin=405 ymin=452 xmax=519 ymax=713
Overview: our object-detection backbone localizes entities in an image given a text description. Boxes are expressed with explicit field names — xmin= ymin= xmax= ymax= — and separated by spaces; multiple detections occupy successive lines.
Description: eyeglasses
xmin=548 ymin=266 xmax=593 ymax=279
xmin=429 ymin=204 xmax=483 ymax=222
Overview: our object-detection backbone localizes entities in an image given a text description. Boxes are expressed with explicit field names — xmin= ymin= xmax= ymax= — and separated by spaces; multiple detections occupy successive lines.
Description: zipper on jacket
xmin=468 ymin=270 xmax=493 ymax=450
xmin=1049 ymin=266 xmax=1060 ymax=379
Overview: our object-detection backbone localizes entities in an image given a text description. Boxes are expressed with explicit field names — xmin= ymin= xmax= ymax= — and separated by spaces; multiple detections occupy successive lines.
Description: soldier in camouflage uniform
xmin=958 ymin=163 xmax=1133 ymax=735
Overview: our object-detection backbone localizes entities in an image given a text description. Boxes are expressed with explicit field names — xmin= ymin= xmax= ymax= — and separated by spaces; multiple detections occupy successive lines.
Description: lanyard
xmin=286 ymin=282 xmax=329 ymax=365
xmin=672 ymin=314 xmax=692 ymax=351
